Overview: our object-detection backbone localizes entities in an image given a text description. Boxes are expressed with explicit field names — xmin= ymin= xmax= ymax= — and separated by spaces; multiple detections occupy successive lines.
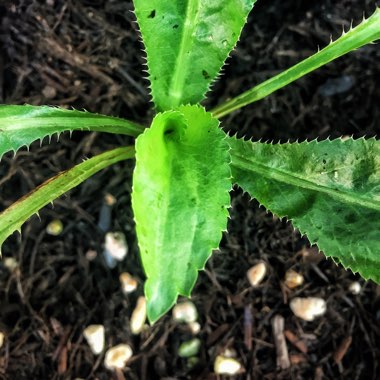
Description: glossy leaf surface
xmin=132 ymin=105 xmax=231 ymax=322
xmin=0 ymin=105 xmax=143 ymax=160
xmin=134 ymin=0 xmax=256 ymax=111
xmin=0 ymin=147 xmax=135 ymax=251
xmin=229 ymin=136 xmax=380 ymax=283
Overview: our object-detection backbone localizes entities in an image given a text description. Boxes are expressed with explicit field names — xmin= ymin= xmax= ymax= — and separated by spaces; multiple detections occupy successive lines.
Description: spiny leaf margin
xmin=0 ymin=105 xmax=144 ymax=160
xmin=0 ymin=146 xmax=135 ymax=253
xmin=133 ymin=0 xmax=257 ymax=111
xmin=132 ymin=105 xmax=231 ymax=322
xmin=212 ymin=7 xmax=380 ymax=118
xmin=228 ymin=135 xmax=380 ymax=283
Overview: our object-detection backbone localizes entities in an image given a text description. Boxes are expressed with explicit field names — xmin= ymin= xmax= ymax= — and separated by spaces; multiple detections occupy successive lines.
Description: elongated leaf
xmin=212 ymin=8 xmax=380 ymax=118
xmin=0 ymin=105 xmax=144 ymax=159
xmin=229 ymin=136 xmax=380 ymax=283
xmin=0 ymin=146 xmax=135 ymax=250
xmin=132 ymin=105 xmax=231 ymax=322
xmin=134 ymin=0 xmax=257 ymax=111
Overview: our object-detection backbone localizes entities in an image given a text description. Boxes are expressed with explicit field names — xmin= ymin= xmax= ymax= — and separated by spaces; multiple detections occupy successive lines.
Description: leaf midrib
xmin=168 ymin=0 xmax=200 ymax=107
xmin=232 ymin=154 xmax=380 ymax=212
xmin=0 ymin=117 xmax=142 ymax=135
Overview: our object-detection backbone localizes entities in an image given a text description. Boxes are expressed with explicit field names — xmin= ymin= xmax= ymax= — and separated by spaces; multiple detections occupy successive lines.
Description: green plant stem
xmin=0 ymin=146 xmax=135 ymax=250
xmin=211 ymin=8 xmax=380 ymax=118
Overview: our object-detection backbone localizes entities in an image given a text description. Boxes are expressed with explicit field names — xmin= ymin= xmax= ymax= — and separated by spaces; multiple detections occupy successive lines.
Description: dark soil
xmin=1 ymin=0 xmax=379 ymax=379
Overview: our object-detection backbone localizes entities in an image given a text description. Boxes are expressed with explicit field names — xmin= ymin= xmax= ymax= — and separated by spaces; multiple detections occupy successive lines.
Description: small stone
xmin=188 ymin=321 xmax=201 ymax=335
xmin=46 ymin=219 xmax=63 ymax=236
xmin=3 ymin=257 xmax=18 ymax=272
xmin=83 ymin=324 xmax=105 ymax=355
xmin=290 ymin=297 xmax=326 ymax=322
xmin=178 ymin=338 xmax=201 ymax=358
xmin=214 ymin=355 xmax=241 ymax=375
xmin=172 ymin=301 xmax=198 ymax=323
xmin=119 ymin=272 xmax=138 ymax=294
xmin=104 ymin=344 xmax=133 ymax=370
xmin=104 ymin=193 xmax=117 ymax=206
xmin=247 ymin=262 xmax=266 ymax=286
xmin=103 ymin=232 xmax=128 ymax=264
xmin=285 ymin=270 xmax=304 ymax=289
xmin=85 ymin=250 xmax=97 ymax=261
xmin=348 ymin=282 xmax=361 ymax=295
xmin=42 ymin=85 xmax=57 ymax=99
xmin=0 ymin=331 xmax=5 ymax=348
xmin=130 ymin=296 xmax=147 ymax=335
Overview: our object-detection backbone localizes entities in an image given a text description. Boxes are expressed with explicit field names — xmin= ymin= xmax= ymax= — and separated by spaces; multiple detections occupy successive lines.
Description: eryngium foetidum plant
xmin=1 ymin=2 xmax=379 ymax=322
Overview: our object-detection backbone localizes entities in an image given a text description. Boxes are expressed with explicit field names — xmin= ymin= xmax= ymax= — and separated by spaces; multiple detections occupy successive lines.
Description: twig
xmin=271 ymin=315 xmax=290 ymax=369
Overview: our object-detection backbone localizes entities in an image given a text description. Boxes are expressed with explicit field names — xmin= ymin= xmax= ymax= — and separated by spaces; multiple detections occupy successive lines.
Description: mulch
xmin=0 ymin=0 xmax=379 ymax=379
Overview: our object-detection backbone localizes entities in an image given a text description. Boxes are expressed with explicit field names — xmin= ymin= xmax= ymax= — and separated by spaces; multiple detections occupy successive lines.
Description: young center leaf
xmin=0 ymin=147 xmax=135 ymax=252
xmin=0 ymin=105 xmax=143 ymax=160
xmin=132 ymin=105 xmax=231 ymax=322
xmin=133 ymin=0 xmax=257 ymax=111
xmin=229 ymin=136 xmax=380 ymax=283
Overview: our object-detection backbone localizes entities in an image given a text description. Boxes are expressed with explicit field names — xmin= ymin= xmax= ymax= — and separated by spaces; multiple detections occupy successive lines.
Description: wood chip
xmin=333 ymin=336 xmax=352 ymax=364
xmin=271 ymin=315 xmax=290 ymax=369
xmin=284 ymin=329 xmax=308 ymax=354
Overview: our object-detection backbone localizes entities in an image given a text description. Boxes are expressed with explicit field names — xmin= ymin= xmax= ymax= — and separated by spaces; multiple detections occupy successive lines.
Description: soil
xmin=0 ymin=0 xmax=379 ymax=379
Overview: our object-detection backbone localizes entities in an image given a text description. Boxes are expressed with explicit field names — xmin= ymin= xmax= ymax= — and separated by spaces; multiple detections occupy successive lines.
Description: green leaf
xmin=134 ymin=0 xmax=257 ymax=111
xmin=0 ymin=105 xmax=144 ymax=159
xmin=0 ymin=146 xmax=135 ymax=251
xmin=132 ymin=105 xmax=231 ymax=322
xmin=229 ymin=136 xmax=380 ymax=283
xmin=212 ymin=8 xmax=380 ymax=118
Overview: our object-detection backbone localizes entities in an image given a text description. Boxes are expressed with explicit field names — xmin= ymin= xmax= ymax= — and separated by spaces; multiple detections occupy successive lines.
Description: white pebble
xmin=285 ymin=269 xmax=304 ymax=289
xmin=0 ymin=331 xmax=4 ymax=348
xmin=188 ymin=321 xmax=201 ymax=335
xmin=119 ymin=272 xmax=138 ymax=294
xmin=172 ymin=301 xmax=198 ymax=323
xmin=46 ymin=219 xmax=63 ymax=236
xmin=247 ymin=262 xmax=266 ymax=286
xmin=83 ymin=325 xmax=105 ymax=355
xmin=104 ymin=232 xmax=128 ymax=261
xmin=3 ymin=257 xmax=18 ymax=272
xmin=131 ymin=296 xmax=147 ymax=335
xmin=104 ymin=344 xmax=133 ymax=370
xmin=290 ymin=297 xmax=326 ymax=322
xmin=349 ymin=282 xmax=361 ymax=295
xmin=214 ymin=355 xmax=241 ymax=375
